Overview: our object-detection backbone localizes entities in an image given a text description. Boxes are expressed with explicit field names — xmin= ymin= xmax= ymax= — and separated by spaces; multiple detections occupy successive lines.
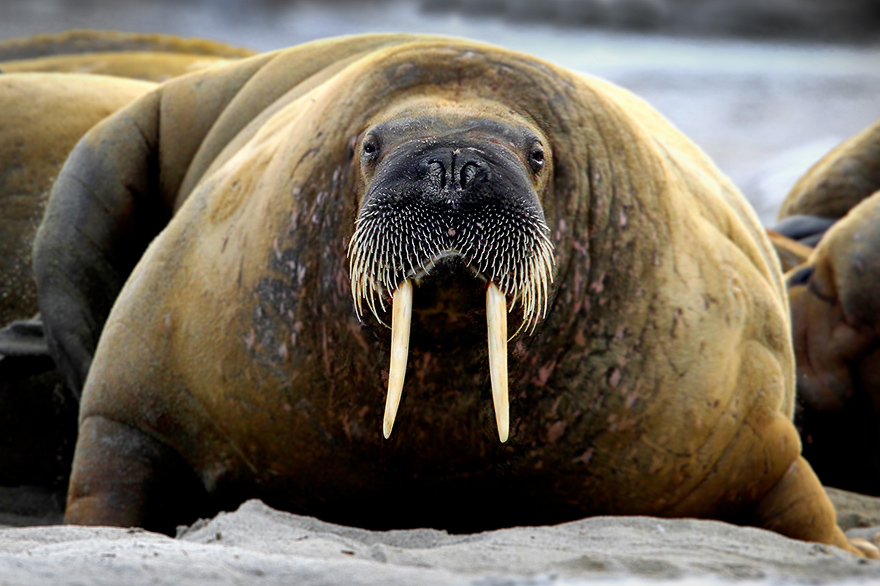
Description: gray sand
xmin=2 ymin=497 xmax=880 ymax=586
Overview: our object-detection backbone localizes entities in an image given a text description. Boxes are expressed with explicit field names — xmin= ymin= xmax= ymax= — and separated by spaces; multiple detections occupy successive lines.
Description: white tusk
xmin=384 ymin=280 xmax=413 ymax=439
xmin=486 ymin=282 xmax=509 ymax=443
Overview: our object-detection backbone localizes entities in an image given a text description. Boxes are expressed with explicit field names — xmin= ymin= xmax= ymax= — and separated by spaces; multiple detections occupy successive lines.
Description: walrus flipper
xmin=65 ymin=415 xmax=209 ymax=535
xmin=32 ymin=92 xmax=170 ymax=399
xmin=770 ymin=214 xmax=837 ymax=247
xmin=753 ymin=456 xmax=878 ymax=558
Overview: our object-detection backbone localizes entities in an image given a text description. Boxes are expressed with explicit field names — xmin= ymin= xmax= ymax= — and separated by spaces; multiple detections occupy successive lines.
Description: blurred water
xmin=2 ymin=0 xmax=879 ymax=224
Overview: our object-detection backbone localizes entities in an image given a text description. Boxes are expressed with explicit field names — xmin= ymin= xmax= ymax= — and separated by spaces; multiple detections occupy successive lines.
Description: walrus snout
xmin=420 ymin=147 xmax=489 ymax=195
xmin=349 ymin=118 xmax=553 ymax=321
xmin=348 ymin=113 xmax=555 ymax=442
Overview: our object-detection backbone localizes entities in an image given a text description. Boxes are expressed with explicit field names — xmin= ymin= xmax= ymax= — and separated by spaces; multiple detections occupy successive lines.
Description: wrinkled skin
xmin=788 ymin=191 xmax=880 ymax=495
xmin=33 ymin=34 xmax=872 ymax=556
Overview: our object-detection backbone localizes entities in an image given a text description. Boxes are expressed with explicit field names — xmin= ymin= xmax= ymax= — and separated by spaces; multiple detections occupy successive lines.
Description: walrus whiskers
xmin=347 ymin=116 xmax=555 ymax=442
xmin=349 ymin=215 xmax=553 ymax=442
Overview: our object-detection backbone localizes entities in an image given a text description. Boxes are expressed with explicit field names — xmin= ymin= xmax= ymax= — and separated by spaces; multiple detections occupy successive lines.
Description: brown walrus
xmin=0 ymin=29 xmax=255 ymax=82
xmin=0 ymin=72 xmax=154 ymax=492
xmin=0 ymin=73 xmax=155 ymax=329
xmin=788 ymin=191 xmax=880 ymax=496
xmin=0 ymin=31 xmax=251 ymax=500
xmin=787 ymin=202 xmax=880 ymax=496
xmin=1 ymin=30 xmax=255 ymax=387
xmin=32 ymin=33 xmax=875 ymax=556
xmin=778 ymin=116 xmax=880 ymax=223
xmin=767 ymin=116 xmax=880 ymax=496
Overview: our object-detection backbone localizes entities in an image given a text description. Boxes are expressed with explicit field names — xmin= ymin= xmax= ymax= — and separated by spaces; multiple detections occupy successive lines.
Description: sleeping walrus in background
xmin=0 ymin=30 xmax=253 ymax=501
xmin=779 ymin=116 xmax=880 ymax=223
xmin=0 ymin=29 xmax=254 ymax=392
xmin=774 ymin=117 xmax=880 ymax=496
xmin=0 ymin=72 xmax=153 ymax=339
xmin=32 ymin=33 xmax=876 ymax=556
xmin=0 ymin=29 xmax=254 ymax=82
xmin=788 ymin=191 xmax=880 ymax=497
xmin=770 ymin=116 xmax=880 ymax=254
xmin=0 ymin=72 xmax=154 ymax=491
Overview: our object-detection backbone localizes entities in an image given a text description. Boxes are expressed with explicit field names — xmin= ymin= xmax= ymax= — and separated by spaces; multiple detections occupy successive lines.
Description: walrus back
xmin=0 ymin=29 xmax=254 ymax=61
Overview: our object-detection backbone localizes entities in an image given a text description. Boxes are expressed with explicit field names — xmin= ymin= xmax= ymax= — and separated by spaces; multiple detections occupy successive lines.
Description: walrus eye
xmin=787 ymin=265 xmax=814 ymax=288
xmin=362 ymin=137 xmax=379 ymax=161
xmin=529 ymin=145 xmax=545 ymax=172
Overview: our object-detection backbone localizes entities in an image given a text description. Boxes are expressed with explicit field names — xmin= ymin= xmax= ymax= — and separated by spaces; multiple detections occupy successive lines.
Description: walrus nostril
xmin=460 ymin=162 xmax=480 ymax=190
xmin=426 ymin=160 xmax=445 ymax=190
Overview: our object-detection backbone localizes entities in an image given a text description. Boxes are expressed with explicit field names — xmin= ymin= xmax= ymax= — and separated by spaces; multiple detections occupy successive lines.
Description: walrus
xmin=0 ymin=29 xmax=255 ymax=82
xmin=0 ymin=72 xmax=153 ymax=492
xmin=786 ymin=203 xmax=880 ymax=499
xmin=768 ymin=117 xmax=880 ymax=496
xmin=778 ymin=116 xmax=880 ymax=222
xmin=0 ymin=32 xmax=253 ymax=499
xmin=767 ymin=116 xmax=880 ymax=272
xmin=788 ymin=190 xmax=880 ymax=496
xmin=32 ymin=33 xmax=875 ymax=556
xmin=1 ymin=30 xmax=255 ymax=388
xmin=0 ymin=32 xmax=254 ymax=503
xmin=0 ymin=73 xmax=155 ymax=329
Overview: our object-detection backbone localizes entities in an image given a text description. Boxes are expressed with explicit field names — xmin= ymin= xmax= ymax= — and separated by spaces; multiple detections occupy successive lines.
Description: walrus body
xmin=780 ymin=124 xmax=880 ymax=495
xmin=767 ymin=116 xmax=880 ymax=495
xmin=788 ymin=191 xmax=880 ymax=496
xmin=0 ymin=73 xmax=155 ymax=327
xmin=0 ymin=30 xmax=255 ymax=82
xmin=0 ymin=30 xmax=251 ymax=498
xmin=0 ymin=30 xmax=254 ymax=392
xmin=778 ymin=116 xmax=880 ymax=222
xmin=34 ymin=34 xmax=867 ymax=554
xmin=0 ymin=72 xmax=153 ymax=491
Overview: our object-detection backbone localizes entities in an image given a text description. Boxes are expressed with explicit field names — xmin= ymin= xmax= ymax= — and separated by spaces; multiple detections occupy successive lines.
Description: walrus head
xmin=348 ymin=99 xmax=555 ymax=443
xmin=787 ymin=191 xmax=880 ymax=414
